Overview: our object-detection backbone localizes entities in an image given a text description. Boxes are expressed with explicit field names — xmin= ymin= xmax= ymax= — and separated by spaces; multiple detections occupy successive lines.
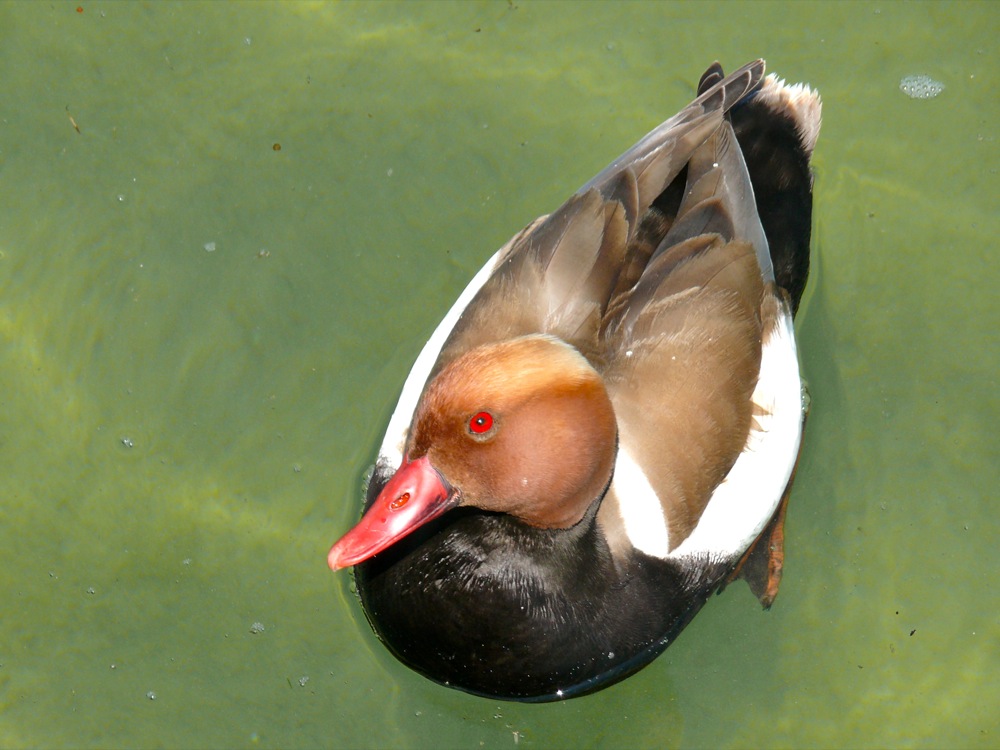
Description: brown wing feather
xmin=603 ymin=237 xmax=765 ymax=545
xmin=596 ymin=77 xmax=778 ymax=548
xmin=432 ymin=60 xmax=767 ymax=377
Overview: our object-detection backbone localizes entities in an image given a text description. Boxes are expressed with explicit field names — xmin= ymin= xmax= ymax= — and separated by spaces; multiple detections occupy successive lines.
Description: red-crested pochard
xmin=329 ymin=60 xmax=821 ymax=701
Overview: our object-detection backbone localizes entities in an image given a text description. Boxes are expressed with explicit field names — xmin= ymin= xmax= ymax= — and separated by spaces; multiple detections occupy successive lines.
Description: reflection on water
xmin=0 ymin=2 xmax=996 ymax=747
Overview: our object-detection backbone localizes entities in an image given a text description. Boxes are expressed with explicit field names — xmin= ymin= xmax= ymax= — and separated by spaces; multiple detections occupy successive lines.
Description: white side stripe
xmin=612 ymin=444 xmax=670 ymax=558
xmin=379 ymin=248 xmax=504 ymax=466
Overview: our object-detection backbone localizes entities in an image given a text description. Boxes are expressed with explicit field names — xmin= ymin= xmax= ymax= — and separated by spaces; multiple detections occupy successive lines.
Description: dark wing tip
xmin=700 ymin=59 xmax=766 ymax=115
xmin=697 ymin=61 xmax=724 ymax=95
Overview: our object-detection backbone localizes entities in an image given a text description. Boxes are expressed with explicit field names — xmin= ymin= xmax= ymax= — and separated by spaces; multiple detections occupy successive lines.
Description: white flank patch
xmin=668 ymin=302 xmax=804 ymax=562
xmin=613 ymin=444 xmax=670 ymax=558
xmin=378 ymin=248 xmax=505 ymax=466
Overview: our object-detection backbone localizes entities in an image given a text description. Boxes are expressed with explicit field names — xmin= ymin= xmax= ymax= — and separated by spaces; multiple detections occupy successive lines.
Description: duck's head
xmin=328 ymin=334 xmax=617 ymax=570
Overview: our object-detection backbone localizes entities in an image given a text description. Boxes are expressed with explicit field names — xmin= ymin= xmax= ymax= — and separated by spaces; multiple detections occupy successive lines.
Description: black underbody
xmin=355 ymin=460 xmax=732 ymax=701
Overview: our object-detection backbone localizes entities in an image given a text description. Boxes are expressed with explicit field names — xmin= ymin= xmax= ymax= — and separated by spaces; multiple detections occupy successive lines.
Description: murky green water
xmin=1 ymin=1 xmax=996 ymax=748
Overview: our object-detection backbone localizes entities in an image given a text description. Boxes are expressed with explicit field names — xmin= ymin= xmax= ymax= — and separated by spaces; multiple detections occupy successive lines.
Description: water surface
xmin=1 ymin=2 xmax=996 ymax=748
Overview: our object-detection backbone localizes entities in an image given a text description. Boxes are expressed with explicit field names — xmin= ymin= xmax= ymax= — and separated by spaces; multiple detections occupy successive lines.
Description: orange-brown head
xmin=328 ymin=334 xmax=617 ymax=569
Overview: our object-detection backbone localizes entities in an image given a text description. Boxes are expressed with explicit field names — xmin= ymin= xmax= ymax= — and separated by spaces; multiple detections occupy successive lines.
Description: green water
xmin=1 ymin=1 xmax=996 ymax=748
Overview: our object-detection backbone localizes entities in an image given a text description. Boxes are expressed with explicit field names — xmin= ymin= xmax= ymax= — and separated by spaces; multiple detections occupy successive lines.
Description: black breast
xmin=353 ymin=465 xmax=731 ymax=701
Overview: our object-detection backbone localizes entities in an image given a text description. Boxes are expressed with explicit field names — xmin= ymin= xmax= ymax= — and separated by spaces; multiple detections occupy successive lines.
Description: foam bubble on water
xmin=899 ymin=75 xmax=944 ymax=99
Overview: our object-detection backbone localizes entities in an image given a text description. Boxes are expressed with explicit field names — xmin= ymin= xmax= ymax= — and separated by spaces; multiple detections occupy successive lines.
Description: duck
xmin=328 ymin=59 xmax=821 ymax=702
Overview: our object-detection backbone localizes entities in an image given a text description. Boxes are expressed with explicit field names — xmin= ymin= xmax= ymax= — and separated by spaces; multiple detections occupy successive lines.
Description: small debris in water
xmin=146 ymin=690 xmax=157 ymax=700
xmin=121 ymin=437 xmax=134 ymax=448
xmin=298 ymin=675 xmax=309 ymax=687
xmin=86 ymin=586 xmax=96 ymax=595
xmin=204 ymin=241 xmax=217 ymax=252
xmin=249 ymin=621 xmax=265 ymax=634
xmin=899 ymin=75 xmax=944 ymax=99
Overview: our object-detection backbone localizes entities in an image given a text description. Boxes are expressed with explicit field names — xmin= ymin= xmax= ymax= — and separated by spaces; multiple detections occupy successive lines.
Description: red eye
xmin=469 ymin=411 xmax=494 ymax=434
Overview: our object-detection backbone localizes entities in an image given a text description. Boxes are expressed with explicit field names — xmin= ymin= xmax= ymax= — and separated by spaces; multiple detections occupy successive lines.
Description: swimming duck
xmin=328 ymin=59 xmax=821 ymax=701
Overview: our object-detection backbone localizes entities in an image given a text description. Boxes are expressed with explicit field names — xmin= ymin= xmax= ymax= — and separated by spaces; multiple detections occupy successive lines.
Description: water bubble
xmin=121 ymin=437 xmax=134 ymax=448
xmin=298 ymin=675 xmax=309 ymax=687
xmin=204 ymin=241 xmax=217 ymax=252
xmin=146 ymin=690 xmax=157 ymax=700
xmin=249 ymin=621 xmax=265 ymax=634
xmin=899 ymin=75 xmax=944 ymax=99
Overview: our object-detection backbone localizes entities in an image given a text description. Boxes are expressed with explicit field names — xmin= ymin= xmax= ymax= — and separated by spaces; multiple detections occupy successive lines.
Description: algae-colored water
xmin=1 ymin=2 xmax=996 ymax=748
